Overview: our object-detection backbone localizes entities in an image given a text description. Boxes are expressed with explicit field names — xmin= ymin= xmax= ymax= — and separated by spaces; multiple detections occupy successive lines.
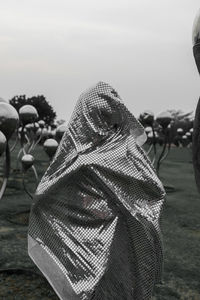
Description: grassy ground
xmin=0 ymin=143 xmax=200 ymax=299
xmin=152 ymin=147 xmax=200 ymax=300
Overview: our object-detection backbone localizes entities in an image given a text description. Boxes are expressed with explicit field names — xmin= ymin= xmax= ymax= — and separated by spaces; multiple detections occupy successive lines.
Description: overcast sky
xmin=0 ymin=0 xmax=200 ymax=121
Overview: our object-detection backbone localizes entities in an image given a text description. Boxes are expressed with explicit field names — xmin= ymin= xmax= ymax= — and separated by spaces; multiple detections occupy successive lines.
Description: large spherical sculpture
xmin=0 ymin=102 xmax=19 ymax=140
xmin=36 ymin=128 xmax=42 ymax=137
xmin=0 ymin=131 xmax=6 ymax=156
xmin=18 ymin=127 xmax=27 ymax=134
xmin=139 ymin=110 xmax=154 ymax=126
xmin=25 ymin=123 xmax=33 ymax=132
xmin=192 ymin=9 xmax=200 ymax=192
xmin=156 ymin=111 xmax=172 ymax=129
xmin=41 ymin=128 xmax=48 ymax=138
xmin=56 ymin=124 xmax=67 ymax=141
xmin=0 ymin=103 xmax=18 ymax=200
xmin=0 ymin=97 xmax=7 ymax=103
xmin=181 ymin=135 xmax=189 ymax=147
xmin=19 ymin=105 xmax=38 ymax=125
xmin=177 ymin=128 xmax=184 ymax=136
xmin=43 ymin=138 xmax=58 ymax=159
xmin=156 ymin=111 xmax=173 ymax=174
xmin=38 ymin=120 xmax=45 ymax=128
xmin=145 ymin=126 xmax=152 ymax=134
xmin=21 ymin=154 xmax=35 ymax=171
xmin=32 ymin=122 xmax=39 ymax=133
xmin=193 ymin=8 xmax=200 ymax=72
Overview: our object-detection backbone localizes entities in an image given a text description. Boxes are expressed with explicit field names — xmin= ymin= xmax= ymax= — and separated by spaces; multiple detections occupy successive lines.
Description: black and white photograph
xmin=0 ymin=1 xmax=200 ymax=299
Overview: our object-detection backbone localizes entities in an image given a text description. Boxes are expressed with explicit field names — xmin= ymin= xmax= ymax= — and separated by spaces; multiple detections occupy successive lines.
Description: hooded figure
xmin=28 ymin=81 xmax=166 ymax=300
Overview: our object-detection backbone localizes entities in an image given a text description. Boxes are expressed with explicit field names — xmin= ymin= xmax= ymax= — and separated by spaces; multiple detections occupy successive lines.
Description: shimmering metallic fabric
xmin=28 ymin=81 xmax=166 ymax=300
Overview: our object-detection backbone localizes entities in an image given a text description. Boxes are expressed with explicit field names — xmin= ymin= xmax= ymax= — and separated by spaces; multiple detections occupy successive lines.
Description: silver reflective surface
xmin=28 ymin=81 xmax=166 ymax=300
xmin=192 ymin=8 xmax=200 ymax=45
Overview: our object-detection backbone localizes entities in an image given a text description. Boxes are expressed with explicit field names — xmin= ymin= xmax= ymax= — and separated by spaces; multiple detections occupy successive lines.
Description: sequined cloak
xmin=28 ymin=81 xmax=166 ymax=300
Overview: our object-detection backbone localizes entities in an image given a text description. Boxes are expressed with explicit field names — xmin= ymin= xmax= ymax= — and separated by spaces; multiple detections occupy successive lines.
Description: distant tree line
xmin=9 ymin=95 xmax=56 ymax=125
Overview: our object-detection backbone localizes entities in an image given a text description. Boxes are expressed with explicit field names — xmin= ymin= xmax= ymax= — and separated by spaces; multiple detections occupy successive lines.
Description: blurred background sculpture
xmin=0 ymin=97 xmax=59 ymax=201
xmin=0 ymin=101 xmax=19 ymax=199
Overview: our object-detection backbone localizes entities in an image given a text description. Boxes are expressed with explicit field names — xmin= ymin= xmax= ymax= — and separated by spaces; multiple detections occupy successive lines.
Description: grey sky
xmin=0 ymin=0 xmax=200 ymax=121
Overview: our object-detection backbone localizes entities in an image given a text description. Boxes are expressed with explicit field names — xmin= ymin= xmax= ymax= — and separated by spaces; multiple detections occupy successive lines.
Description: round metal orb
xmin=148 ymin=131 xmax=158 ymax=139
xmin=192 ymin=8 xmax=200 ymax=45
xmin=186 ymin=132 xmax=191 ymax=137
xmin=177 ymin=128 xmax=184 ymax=135
xmin=41 ymin=128 xmax=48 ymax=137
xmin=25 ymin=124 xmax=33 ymax=131
xmin=51 ymin=123 xmax=57 ymax=129
xmin=182 ymin=135 xmax=189 ymax=147
xmin=0 ymin=131 xmax=6 ymax=156
xmin=32 ymin=122 xmax=39 ymax=134
xmin=21 ymin=154 xmax=34 ymax=171
xmin=0 ymin=103 xmax=19 ymax=140
xmin=38 ymin=120 xmax=45 ymax=128
xmin=0 ymin=97 xmax=7 ymax=103
xmin=19 ymin=105 xmax=38 ymax=125
xmin=36 ymin=128 xmax=42 ymax=136
xmin=43 ymin=138 xmax=58 ymax=158
xmin=56 ymin=124 xmax=67 ymax=141
xmin=156 ymin=111 xmax=172 ymax=128
xmin=47 ymin=128 xmax=54 ymax=138
xmin=145 ymin=126 xmax=152 ymax=134
xmin=18 ymin=127 xmax=27 ymax=134
xmin=139 ymin=110 xmax=154 ymax=126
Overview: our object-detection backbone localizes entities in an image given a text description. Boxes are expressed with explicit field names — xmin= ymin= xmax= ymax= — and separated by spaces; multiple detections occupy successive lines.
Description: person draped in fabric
xmin=28 ymin=81 xmax=166 ymax=300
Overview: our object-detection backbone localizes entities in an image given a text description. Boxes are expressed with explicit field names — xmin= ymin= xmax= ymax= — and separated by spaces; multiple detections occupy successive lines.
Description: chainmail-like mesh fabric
xmin=28 ymin=81 xmax=166 ymax=300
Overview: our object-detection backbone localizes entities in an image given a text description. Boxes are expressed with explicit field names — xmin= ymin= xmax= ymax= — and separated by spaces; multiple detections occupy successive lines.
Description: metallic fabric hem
xmin=28 ymin=234 xmax=81 ymax=300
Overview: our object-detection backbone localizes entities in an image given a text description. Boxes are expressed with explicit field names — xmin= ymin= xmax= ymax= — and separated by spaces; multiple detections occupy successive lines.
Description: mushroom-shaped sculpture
xmin=36 ymin=128 xmax=42 ymax=137
xmin=51 ymin=123 xmax=57 ymax=130
xmin=25 ymin=123 xmax=33 ymax=132
xmin=41 ymin=128 xmax=48 ymax=138
xmin=38 ymin=120 xmax=45 ymax=128
xmin=156 ymin=112 xmax=173 ymax=174
xmin=148 ymin=131 xmax=158 ymax=140
xmin=156 ymin=111 xmax=172 ymax=129
xmin=56 ymin=124 xmax=67 ymax=141
xmin=145 ymin=126 xmax=152 ymax=134
xmin=18 ymin=127 xmax=27 ymax=134
xmin=181 ymin=135 xmax=188 ymax=147
xmin=21 ymin=154 xmax=35 ymax=171
xmin=43 ymin=138 xmax=58 ymax=159
xmin=32 ymin=122 xmax=39 ymax=134
xmin=0 ymin=131 xmax=6 ymax=156
xmin=139 ymin=110 xmax=154 ymax=126
xmin=19 ymin=105 xmax=38 ymax=125
xmin=186 ymin=132 xmax=191 ymax=137
xmin=190 ymin=128 xmax=194 ymax=134
xmin=50 ymin=129 xmax=56 ymax=138
xmin=177 ymin=128 xmax=184 ymax=136
xmin=0 ymin=103 xmax=19 ymax=140
xmin=47 ymin=128 xmax=54 ymax=138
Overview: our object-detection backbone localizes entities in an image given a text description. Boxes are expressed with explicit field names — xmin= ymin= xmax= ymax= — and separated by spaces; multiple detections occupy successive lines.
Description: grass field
xmin=0 ymin=144 xmax=199 ymax=299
